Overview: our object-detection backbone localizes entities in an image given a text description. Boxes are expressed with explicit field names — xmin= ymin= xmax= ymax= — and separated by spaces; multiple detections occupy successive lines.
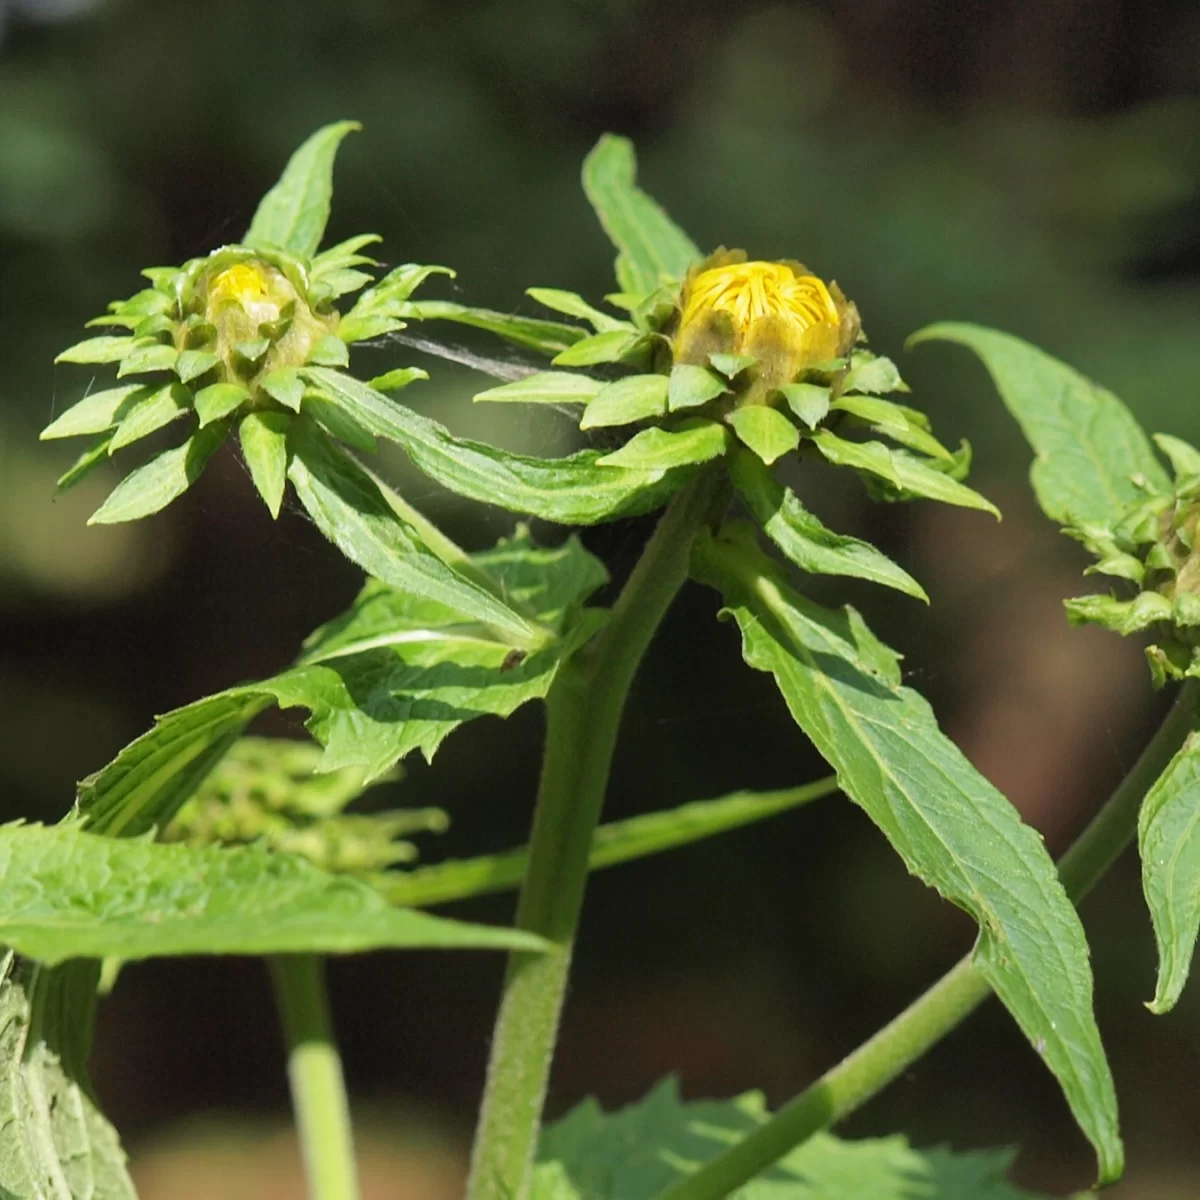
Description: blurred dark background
xmin=4 ymin=0 xmax=1200 ymax=1195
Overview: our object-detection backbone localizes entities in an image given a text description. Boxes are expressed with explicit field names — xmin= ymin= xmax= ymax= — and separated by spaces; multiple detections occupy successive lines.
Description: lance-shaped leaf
xmin=526 ymin=287 xmax=631 ymax=333
xmin=812 ymin=430 xmax=1000 ymax=517
xmin=533 ymin=1079 xmax=1049 ymax=1200
xmin=0 ymin=824 xmax=546 ymax=964
xmin=731 ymin=451 xmax=927 ymax=601
xmin=693 ymin=527 xmax=1122 ymax=1184
xmin=596 ymin=421 xmax=730 ymax=471
xmin=1139 ymin=719 xmax=1200 ymax=1013
xmin=581 ymin=134 xmax=702 ymax=297
xmin=0 ymin=956 xmax=136 ymax=1200
xmin=475 ymin=372 xmax=603 ymax=406
xmin=302 ymin=367 xmax=692 ymax=524
xmin=910 ymin=323 xmax=1170 ymax=525
xmin=244 ymin=120 xmax=360 ymax=257
xmin=381 ymin=778 xmax=837 ymax=908
xmin=286 ymin=417 xmax=547 ymax=649
xmin=41 ymin=384 xmax=148 ymax=441
xmin=399 ymin=300 xmax=584 ymax=355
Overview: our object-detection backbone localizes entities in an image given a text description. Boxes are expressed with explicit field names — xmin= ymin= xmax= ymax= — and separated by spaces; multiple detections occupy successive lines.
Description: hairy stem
xmin=269 ymin=955 xmax=360 ymax=1200
xmin=466 ymin=471 xmax=729 ymax=1200
xmin=658 ymin=680 xmax=1199 ymax=1200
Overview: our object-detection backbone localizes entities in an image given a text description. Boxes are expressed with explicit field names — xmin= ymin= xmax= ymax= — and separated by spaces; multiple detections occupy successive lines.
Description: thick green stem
xmin=466 ymin=471 xmax=729 ymax=1200
xmin=269 ymin=955 xmax=360 ymax=1200
xmin=658 ymin=679 xmax=1200 ymax=1200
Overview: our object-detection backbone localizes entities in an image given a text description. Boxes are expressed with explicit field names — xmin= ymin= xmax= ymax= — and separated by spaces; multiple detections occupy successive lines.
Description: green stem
xmin=269 ymin=955 xmax=361 ymax=1200
xmin=466 ymin=470 xmax=729 ymax=1200
xmin=657 ymin=679 xmax=1200 ymax=1200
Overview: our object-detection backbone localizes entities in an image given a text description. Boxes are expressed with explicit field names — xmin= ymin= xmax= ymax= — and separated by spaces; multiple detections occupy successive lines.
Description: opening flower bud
xmin=673 ymin=252 xmax=860 ymax=395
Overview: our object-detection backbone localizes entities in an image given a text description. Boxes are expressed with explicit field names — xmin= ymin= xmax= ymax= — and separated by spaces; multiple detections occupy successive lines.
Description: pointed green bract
xmin=381 ymin=778 xmax=836 ymax=909
xmin=1139 ymin=720 xmax=1200 ymax=1013
xmin=0 ymin=824 xmax=545 ymax=964
xmin=526 ymin=288 xmax=631 ymax=333
xmin=778 ymin=382 xmax=830 ymax=430
xmin=0 ymin=957 xmax=136 ymax=1200
xmin=475 ymin=372 xmax=603 ymax=406
xmin=830 ymin=394 xmax=953 ymax=461
xmin=812 ymin=430 xmax=1000 ymax=516
xmin=302 ymin=367 xmax=692 ymax=524
xmin=694 ymin=528 xmax=1123 ymax=1184
xmin=727 ymin=405 xmax=800 ymax=464
xmin=668 ymin=363 xmax=728 ymax=411
xmin=910 ymin=323 xmax=1170 ymax=525
xmin=534 ymin=1080 xmax=1048 ymax=1199
xmin=581 ymin=134 xmax=702 ymax=297
xmin=244 ymin=120 xmax=360 ymax=257
xmin=286 ymin=419 xmax=547 ymax=650
xmin=41 ymin=384 xmax=147 ymax=440
xmin=195 ymin=382 xmax=251 ymax=426
xmin=730 ymin=451 xmax=927 ymax=601
xmin=55 ymin=335 xmax=135 ymax=365
xmin=596 ymin=421 xmax=729 ymax=471
xmin=109 ymin=381 xmax=190 ymax=452
xmin=239 ymin=410 xmax=291 ymax=518
xmin=579 ymin=374 xmax=668 ymax=429
xmin=552 ymin=328 xmax=644 ymax=367
xmin=88 ymin=419 xmax=232 ymax=525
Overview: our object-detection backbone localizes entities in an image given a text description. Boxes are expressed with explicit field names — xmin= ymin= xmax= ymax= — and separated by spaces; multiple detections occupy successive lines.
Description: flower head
xmin=673 ymin=252 xmax=860 ymax=392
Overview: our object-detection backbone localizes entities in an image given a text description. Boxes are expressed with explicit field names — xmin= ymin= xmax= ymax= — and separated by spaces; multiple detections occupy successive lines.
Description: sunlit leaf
xmin=40 ymin=384 xmax=147 ymax=441
xmin=596 ymin=421 xmax=729 ymax=471
xmin=239 ymin=410 xmax=291 ymax=518
xmin=727 ymin=406 xmax=799 ymax=465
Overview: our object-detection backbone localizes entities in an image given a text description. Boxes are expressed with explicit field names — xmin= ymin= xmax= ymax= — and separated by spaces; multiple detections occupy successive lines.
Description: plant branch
xmin=465 ymin=469 xmax=730 ymax=1200
xmin=656 ymin=679 xmax=1200 ymax=1200
xmin=269 ymin=955 xmax=360 ymax=1200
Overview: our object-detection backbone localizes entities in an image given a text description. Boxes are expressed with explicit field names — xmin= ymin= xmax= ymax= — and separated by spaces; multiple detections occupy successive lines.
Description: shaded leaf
xmin=195 ymin=382 xmax=250 ymax=426
xmin=400 ymin=300 xmax=583 ymax=355
xmin=581 ymin=134 xmax=702 ymax=296
xmin=730 ymin=451 xmax=927 ymax=601
xmin=533 ymin=1080 xmax=1047 ymax=1199
xmin=109 ymin=382 xmax=190 ymax=452
xmin=693 ymin=528 xmax=1122 ymax=1183
xmin=829 ymin=394 xmax=953 ymax=461
xmin=244 ymin=120 xmax=360 ymax=257
xmin=778 ymin=382 xmax=830 ymax=430
xmin=911 ymin=323 xmax=1169 ymax=525
xmin=239 ymin=410 xmax=291 ymax=518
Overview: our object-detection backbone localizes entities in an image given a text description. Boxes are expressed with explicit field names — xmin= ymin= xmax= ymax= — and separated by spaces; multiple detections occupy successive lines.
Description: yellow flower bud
xmin=673 ymin=253 xmax=859 ymax=393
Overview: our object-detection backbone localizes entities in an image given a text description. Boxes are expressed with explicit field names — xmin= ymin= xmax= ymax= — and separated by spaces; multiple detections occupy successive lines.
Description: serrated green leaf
xmin=812 ymin=430 xmax=1000 ymax=516
xmin=727 ymin=405 xmax=800 ymax=464
xmin=176 ymin=348 xmax=220 ymax=384
xmin=286 ymin=417 xmax=546 ymax=649
xmin=842 ymin=353 xmax=906 ymax=395
xmin=115 ymin=340 xmax=177 ymax=378
xmin=0 ymin=824 xmax=544 ymax=964
xmin=830 ymin=394 xmax=953 ymax=461
xmin=1154 ymin=433 xmax=1200 ymax=481
xmin=777 ymin=382 xmax=830 ymax=430
xmin=581 ymin=134 xmax=702 ymax=296
xmin=239 ymin=410 xmax=291 ymax=518
xmin=1139 ymin=719 xmax=1200 ymax=1013
xmin=579 ymin=374 xmax=669 ymax=429
xmin=56 ymin=436 xmax=114 ymax=492
xmin=41 ymin=384 xmax=148 ymax=441
xmin=400 ymin=300 xmax=583 ymax=355
xmin=108 ymin=382 xmax=190 ymax=452
xmin=597 ymin=420 xmax=729 ymax=470
xmin=367 ymin=367 xmax=427 ymax=393
xmin=244 ymin=120 xmax=360 ymax=257
xmin=475 ymin=371 xmax=603 ymax=406
xmin=194 ymin=381 xmax=250 ymax=426
xmin=533 ymin=1080 xmax=1047 ymax=1199
xmin=55 ymin=335 xmax=135 ymax=365
xmin=693 ymin=529 xmax=1122 ymax=1184
xmin=911 ymin=323 xmax=1170 ymax=524
xmin=0 ymin=956 xmax=137 ymax=1200
xmin=302 ymin=367 xmax=689 ymax=524
xmin=89 ymin=419 xmax=231 ymax=525
xmin=730 ymin=450 xmax=927 ymax=601
xmin=259 ymin=366 xmax=305 ymax=411
xmin=526 ymin=288 xmax=631 ymax=333
xmin=381 ymin=778 xmax=836 ymax=908
xmin=552 ymin=329 xmax=644 ymax=368
xmin=307 ymin=333 xmax=350 ymax=368
xmin=668 ymin=363 xmax=728 ymax=412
